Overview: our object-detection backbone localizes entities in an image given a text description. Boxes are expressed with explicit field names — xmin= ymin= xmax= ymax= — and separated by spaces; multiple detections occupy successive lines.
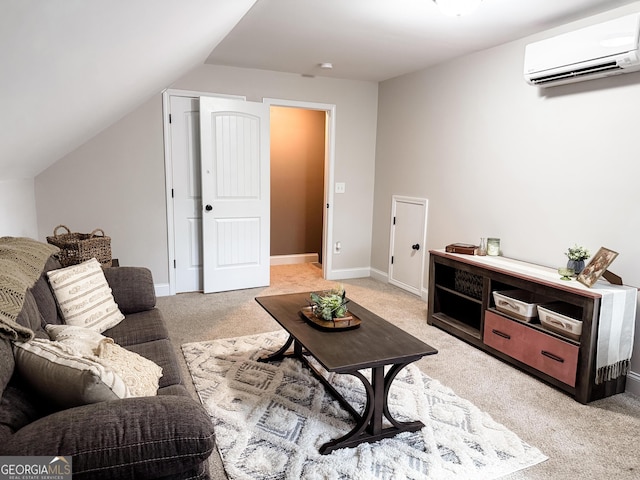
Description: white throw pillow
xmin=47 ymin=258 xmax=124 ymax=332
xmin=13 ymin=338 xmax=129 ymax=408
xmin=45 ymin=324 xmax=106 ymax=356
xmin=46 ymin=323 xmax=163 ymax=397
xmin=94 ymin=340 xmax=163 ymax=397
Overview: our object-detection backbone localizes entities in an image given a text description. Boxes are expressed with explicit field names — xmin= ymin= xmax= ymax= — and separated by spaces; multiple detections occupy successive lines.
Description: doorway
xmin=270 ymin=106 xmax=325 ymax=265
xmin=163 ymin=91 xmax=336 ymax=294
xmin=264 ymin=98 xmax=336 ymax=281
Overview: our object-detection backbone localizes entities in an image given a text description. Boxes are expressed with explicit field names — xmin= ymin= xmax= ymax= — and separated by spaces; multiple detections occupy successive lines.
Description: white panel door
xmin=389 ymin=196 xmax=428 ymax=296
xmin=200 ymin=97 xmax=270 ymax=293
xmin=169 ymin=96 xmax=202 ymax=293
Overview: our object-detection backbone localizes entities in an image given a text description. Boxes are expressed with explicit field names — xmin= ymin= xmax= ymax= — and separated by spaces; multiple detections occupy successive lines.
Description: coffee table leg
xmin=257 ymin=334 xmax=294 ymax=362
xmin=319 ymin=370 xmax=374 ymax=454
xmin=319 ymin=361 xmax=424 ymax=454
xmin=382 ymin=362 xmax=424 ymax=431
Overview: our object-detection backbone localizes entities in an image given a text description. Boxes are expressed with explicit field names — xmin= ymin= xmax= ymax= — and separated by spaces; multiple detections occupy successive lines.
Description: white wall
xmin=171 ymin=65 xmax=379 ymax=275
xmin=35 ymin=97 xmax=169 ymax=285
xmin=372 ymin=4 xmax=640 ymax=393
xmin=0 ymin=179 xmax=38 ymax=238
xmin=34 ymin=65 xmax=378 ymax=287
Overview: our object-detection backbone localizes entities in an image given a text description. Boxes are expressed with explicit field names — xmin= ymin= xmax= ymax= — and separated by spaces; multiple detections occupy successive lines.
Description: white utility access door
xmin=389 ymin=196 xmax=428 ymax=297
xmin=199 ymin=97 xmax=271 ymax=293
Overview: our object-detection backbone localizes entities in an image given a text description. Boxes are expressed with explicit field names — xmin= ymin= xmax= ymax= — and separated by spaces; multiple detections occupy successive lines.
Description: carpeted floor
xmin=158 ymin=263 xmax=640 ymax=479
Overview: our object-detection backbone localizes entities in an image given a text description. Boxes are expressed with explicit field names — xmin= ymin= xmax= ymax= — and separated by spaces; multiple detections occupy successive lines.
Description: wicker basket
xmin=46 ymin=225 xmax=112 ymax=267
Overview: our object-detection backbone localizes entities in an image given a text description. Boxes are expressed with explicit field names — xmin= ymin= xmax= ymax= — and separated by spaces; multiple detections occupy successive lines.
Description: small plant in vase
xmin=565 ymin=244 xmax=590 ymax=275
xmin=309 ymin=285 xmax=349 ymax=321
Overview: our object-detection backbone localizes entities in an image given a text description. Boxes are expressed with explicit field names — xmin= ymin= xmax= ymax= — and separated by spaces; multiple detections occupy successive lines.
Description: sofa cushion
xmin=15 ymin=291 xmax=48 ymax=339
xmin=47 ymin=258 xmax=124 ymax=332
xmin=13 ymin=338 xmax=128 ymax=408
xmin=5 ymin=395 xmax=216 ymax=480
xmin=103 ymin=308 xmax=169 ymax=346
xmin=126 ymin=339 xmax=183 ymax=389
xmin=0 ymin=339 xmax=13 ymax=398
xmin=102 ymin=266 xmax=156 ymax=314
xmin=30 ymin=256 xmax=64 ymax=326
xmin=0 ymin=381 xmax=48 ymax=441
xmin=157 ymin=383 xmax=190 ymax=397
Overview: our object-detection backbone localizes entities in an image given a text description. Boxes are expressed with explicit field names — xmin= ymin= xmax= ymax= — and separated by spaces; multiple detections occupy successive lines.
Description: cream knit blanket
xmin=0 ymin=237 xmax=59 ymax=342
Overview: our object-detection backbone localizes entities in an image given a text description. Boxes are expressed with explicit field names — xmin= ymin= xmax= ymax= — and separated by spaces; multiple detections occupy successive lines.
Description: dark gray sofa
xmin=0 ymin=255 xmax=215 ymax=479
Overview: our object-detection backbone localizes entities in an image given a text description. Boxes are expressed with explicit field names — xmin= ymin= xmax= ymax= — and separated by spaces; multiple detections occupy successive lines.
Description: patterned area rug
xmin=182 ymin=331 xmax=547 ymax=480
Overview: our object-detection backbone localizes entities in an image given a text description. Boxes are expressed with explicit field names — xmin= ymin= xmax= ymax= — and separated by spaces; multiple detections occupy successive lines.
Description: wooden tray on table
xmin=299 ymin=306 xmax=361 ymax=331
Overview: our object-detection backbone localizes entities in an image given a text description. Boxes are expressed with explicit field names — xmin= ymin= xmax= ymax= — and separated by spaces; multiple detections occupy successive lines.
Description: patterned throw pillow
xmin=13 ymin=338 xmax=128 ymax=408
xmin=94 ymin=341 xmax=163 ymax=397
xmin=45 ymin=324 xmax=106 ymax=356
xmin=47 ymin=258 xmax=124 ymax=332
xmin=46 ymin=324 xmax=163 ymax=397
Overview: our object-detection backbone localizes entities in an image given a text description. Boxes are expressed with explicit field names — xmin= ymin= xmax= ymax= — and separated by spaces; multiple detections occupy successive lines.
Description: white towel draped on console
xmin=594 ymin=284 xmax=637 ymax=384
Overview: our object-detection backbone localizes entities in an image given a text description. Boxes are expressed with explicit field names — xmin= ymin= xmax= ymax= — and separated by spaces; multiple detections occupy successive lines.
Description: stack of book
xmin=445 ymin=243 xmax=478 ymax=255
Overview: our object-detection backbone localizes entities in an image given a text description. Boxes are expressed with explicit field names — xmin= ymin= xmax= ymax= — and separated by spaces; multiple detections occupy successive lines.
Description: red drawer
xmin=484 ymin=311 xmax=578 ymax=387
xmin=524 ymin=327 xmax=578 ymax=387
xmin=484 ymin=311 xmax=528 ymax=364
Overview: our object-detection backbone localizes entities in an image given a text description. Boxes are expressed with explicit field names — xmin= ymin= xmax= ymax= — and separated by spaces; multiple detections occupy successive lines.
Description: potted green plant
xmin=309 ymin=285 xmax=349 ymax=321
xmin=565 ymin=244 xmax=590 ymax=275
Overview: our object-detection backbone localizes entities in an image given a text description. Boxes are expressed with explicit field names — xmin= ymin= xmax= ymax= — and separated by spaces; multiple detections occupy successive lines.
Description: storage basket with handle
xmin=46 ymin=225 xmax=112 ymax=267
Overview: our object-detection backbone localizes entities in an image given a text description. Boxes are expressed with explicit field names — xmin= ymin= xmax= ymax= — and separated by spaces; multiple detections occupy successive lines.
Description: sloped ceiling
xmin=0 ymin=0 xmax=257 ymax=181
xmin=2 ymin=0 xmax=638 ymax=182
xmin=207 ymin=0 xmax=639 ymax=82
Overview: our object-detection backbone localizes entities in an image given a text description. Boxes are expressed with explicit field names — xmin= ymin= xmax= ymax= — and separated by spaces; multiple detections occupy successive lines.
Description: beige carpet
xmin=157 ymin=263 xmax=640 ymax=479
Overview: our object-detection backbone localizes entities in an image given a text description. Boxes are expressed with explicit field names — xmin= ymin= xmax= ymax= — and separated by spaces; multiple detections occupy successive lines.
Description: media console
xmin=427 ymin=249 xmax=635 ymax=404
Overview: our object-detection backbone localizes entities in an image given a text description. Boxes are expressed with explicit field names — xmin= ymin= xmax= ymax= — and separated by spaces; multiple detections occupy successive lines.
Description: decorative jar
xmin=567 ymin=259 xmax=585 ymax=275
xmin=487 ymin=238 xmax=500 ymax=256
xmin=477 ymin=238 xmax=487 ymax=256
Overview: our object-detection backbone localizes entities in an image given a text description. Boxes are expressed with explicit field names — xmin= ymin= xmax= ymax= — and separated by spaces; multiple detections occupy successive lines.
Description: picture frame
xmin=577 ymin=247 xmax=619 ymax=288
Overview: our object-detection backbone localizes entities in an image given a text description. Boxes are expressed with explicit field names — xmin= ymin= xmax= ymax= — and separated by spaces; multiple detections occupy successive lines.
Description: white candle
xmin=487 ymin=238 xmax=500 ymax=256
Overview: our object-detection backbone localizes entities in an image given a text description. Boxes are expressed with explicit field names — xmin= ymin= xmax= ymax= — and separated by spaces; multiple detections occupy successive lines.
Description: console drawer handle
xmin=541 ymin=350 xmax=565 ymax=363
xmin=492 ymin=329 xmax=511 ymax=340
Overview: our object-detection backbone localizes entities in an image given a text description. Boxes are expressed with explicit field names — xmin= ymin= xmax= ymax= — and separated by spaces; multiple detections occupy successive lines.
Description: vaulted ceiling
xmin=2 ymin=0 xmax=637 ymax=181
xmin=0 ymin=0 xmax=257 ymax=180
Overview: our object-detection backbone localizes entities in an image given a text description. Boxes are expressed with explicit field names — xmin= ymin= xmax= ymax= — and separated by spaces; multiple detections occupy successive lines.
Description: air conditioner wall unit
xmin=524 ymin=12 xmax=640 ymax=87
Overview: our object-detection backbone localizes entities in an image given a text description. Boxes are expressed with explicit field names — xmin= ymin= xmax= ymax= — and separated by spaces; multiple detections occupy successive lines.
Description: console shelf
xmin=427 ymin=249 xmax=632 ymax=403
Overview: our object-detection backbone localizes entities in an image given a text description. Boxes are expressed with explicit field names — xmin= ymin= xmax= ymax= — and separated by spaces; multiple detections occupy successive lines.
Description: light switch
xmin=335 ymin=182 xmax=346 ymax=194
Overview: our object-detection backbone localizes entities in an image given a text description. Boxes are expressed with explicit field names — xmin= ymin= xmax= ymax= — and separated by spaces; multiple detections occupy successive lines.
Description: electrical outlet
xmin=335 ymin=182 xmax=346 ymax=194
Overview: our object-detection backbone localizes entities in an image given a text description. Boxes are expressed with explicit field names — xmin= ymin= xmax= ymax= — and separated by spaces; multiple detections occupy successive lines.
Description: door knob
xmin=205 ymin=204 xmax=213 ymax=212
xmin=412 ymin=244 xmax=420 ymax=251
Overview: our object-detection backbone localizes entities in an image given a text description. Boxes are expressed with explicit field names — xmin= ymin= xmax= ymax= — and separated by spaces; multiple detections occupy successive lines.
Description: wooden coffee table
xmin=255 ymin=292 xmax=438 ymax=454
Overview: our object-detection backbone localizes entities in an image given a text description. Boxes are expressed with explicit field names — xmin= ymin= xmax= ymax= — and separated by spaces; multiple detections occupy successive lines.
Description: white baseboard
xmin=271 ymin=253 xmax=319 ymax=265
xmin=626 ymin=370 xmax=640 ymax=396
xmin=154 ymin=283 xmax=171 ymax=297
xmin=326 ymin=267 xmax=371 ymax=280
xmin=420 ymin=286 xmax=429 ymax=301
xmin=369 ymin=267 xmax=388 ymax=283
xmin=369 ymin=267 xmax=428 ymax=300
